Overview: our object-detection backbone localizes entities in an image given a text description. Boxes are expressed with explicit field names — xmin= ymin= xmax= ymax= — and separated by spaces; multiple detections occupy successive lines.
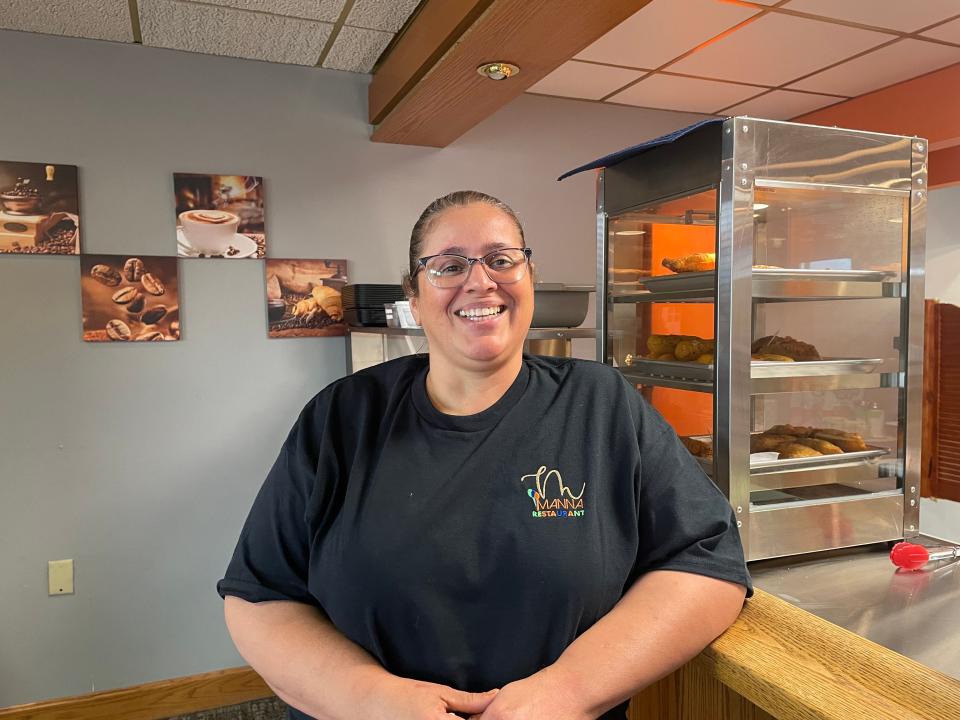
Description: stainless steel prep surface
xmin=751 ymin=538 xmax=960 ymax=680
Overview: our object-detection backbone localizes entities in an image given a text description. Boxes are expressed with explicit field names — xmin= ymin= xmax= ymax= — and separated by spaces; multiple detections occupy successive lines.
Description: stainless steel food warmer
xmin=588 ymin=117 xmax=926 ymax=561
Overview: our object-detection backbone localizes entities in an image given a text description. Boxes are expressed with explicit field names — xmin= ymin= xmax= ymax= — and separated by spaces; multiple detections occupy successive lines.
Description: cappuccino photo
xmin=173 ymin=172 xmax=266 ymax=259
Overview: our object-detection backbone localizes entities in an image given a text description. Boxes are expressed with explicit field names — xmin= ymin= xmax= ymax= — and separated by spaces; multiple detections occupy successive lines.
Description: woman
xmin=218 ymin=191 xmax=751 ymax=720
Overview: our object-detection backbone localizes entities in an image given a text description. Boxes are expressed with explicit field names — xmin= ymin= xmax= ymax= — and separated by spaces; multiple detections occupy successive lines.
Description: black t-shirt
xmin=218 ymin=355 xmax=752 ymax=720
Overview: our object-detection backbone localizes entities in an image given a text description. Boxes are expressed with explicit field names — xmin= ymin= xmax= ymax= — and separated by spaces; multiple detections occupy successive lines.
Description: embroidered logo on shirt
xmin=521 ymin=465 xmax=585 ymax=518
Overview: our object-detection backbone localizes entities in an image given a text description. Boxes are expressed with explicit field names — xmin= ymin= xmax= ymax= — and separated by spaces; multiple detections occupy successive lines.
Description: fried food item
xmin=766 ymin=424 xmax=816 ymax=437
xmin=752 ymin=353 xmax=796 ymax=362
xmin=777 ymin=442 xmax=823 ymax=459
xmin=812 ymin=429 xmax=868 ymax=452
xmin=695 ymin=353 xmax=713 ymax=364
xmin=662 ymin=252 xmax=716 ymax=274
xmin=647 ymin=334 xmax=694 ymax=356
xmin=794 ymin=437 xmax=844 ymax=455
xmin=751 ymin=335 xmax=821 ymax=361
xmin=751 ymin=434 xmax=794 ymax=452
xmin=680 ymin=436 xmax=713 ymax=459
xmin=675 ymin=338 xmax=715 ymax=361
xmin=652 ymin=353 xmax=677 ymax=361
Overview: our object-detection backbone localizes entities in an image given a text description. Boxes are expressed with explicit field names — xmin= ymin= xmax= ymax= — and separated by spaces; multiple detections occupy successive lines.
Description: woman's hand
xmin=361 ymin=673 xmax=500 ymax=720
xmin=466 ymin=667 xmax=593 ymax=720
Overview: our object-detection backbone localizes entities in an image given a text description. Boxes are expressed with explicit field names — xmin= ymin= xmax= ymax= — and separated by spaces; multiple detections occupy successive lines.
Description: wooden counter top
xmin=631 ymin=588 xmax=960 ymax=720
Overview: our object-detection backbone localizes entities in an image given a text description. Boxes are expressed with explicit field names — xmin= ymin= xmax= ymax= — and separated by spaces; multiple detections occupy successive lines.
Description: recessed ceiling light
xmin=615 ymin=230 xmax=646 ymax=236
xmin=477 ymin=62 xmax=520 ymax=80
xmin=753 ymin=203 xmax=768 ymax=210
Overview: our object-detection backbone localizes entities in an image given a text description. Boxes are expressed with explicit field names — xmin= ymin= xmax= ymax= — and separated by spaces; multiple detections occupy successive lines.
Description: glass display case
xmin=596 ymin=118 xmax=926 ymax=561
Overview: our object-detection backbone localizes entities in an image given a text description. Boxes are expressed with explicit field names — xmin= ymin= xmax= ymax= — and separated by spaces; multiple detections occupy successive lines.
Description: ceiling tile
xmin=140 ymin=0 xmax=332 ymax=65
xmin=347 ymin=0 xmax=421 ymax=33
xmin=788 ymin=38 xmax=960 ymax=96
xmin=0 ymin=0 xmax=133 ymax=42
xmin=783 ymin=0 xmax=960 ymax=33
xmin=608 ymin=73 xmax=759 ymax=114
xmin=575 ymin=0 xmax=759 ymax=69
xmin=322 ymin=26 xmax=392 ymax=73
xmin=722 ymin=89 xmax=840 ymax=119
xmin=922 ymin=17 xmax=960 ymax=44
xmin=200 ymin=0 xmax=345 ymax=23
xmin=527 ymin=61 xmax=645 ymax=101
xmin=669 ymin=13 xmax=892 ymax=86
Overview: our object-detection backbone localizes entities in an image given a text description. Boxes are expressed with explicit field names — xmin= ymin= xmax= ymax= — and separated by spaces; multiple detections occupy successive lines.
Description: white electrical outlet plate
xmin=48 ymin=559 xmax=74 ymax=595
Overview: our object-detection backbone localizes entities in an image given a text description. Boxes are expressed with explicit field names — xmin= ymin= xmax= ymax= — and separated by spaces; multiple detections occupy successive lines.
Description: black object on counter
xmin=342 ymin=284 xmax=406 ymax=327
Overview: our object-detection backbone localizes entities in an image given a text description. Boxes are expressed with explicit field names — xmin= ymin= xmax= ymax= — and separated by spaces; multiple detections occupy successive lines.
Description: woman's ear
xmin=410 ymin=295 xmax=420 ymax=325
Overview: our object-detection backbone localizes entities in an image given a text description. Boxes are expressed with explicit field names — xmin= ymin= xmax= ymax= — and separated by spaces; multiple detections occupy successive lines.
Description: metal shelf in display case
xmin=622 ymin=356 xmax=896 ymax=394
xmin=614 ymin=268 xmax=900 ymax=304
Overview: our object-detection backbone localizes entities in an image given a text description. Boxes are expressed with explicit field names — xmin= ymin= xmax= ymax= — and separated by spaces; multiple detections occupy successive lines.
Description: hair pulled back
xmin=402 ymin=190 xmax=525 ymax=297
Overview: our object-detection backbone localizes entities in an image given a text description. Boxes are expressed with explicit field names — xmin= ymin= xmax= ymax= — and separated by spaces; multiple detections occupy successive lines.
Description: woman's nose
xmin=462 ymin=260 xmax=498 ymax=291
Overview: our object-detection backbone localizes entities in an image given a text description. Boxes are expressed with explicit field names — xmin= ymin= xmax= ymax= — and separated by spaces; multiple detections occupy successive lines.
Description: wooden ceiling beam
xmin=369 ymin=0 xmax=495 ymax=126
xmin=370 ymin=0 xmax=653 ymax=148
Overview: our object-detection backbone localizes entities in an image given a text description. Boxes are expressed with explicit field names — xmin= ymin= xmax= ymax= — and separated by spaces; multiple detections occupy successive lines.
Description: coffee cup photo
xmin=179 ymin=209 xmax=240 ymax=255
xmin=173 ymin=173 xmax=267 ymax=258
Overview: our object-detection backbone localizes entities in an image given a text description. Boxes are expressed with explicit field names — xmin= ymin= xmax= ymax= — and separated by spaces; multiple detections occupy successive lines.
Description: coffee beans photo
xmin=91 ymin=264 xmax=122 ymax=287
xmin=141 ymin=273 xmax=165 ymax=296
xmin=81 ymin=255 xmax=180 ymax=343
xmin=105 ymin=319 xmax=131 ymax=341
xmin=123 ymin=257 xmax=145 ymax=282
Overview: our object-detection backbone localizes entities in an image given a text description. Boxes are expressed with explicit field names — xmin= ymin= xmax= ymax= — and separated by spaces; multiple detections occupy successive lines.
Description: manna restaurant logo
xmin=521 ymin=465 xmax=585 ymax=518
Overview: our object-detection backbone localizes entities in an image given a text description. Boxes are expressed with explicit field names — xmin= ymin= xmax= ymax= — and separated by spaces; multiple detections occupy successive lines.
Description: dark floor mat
xmin=163 ymin=696 xmax=286 ymax=720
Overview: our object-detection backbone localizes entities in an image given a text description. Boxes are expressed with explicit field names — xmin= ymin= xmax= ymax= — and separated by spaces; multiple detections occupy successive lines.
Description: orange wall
xmin=649 ymin=224 xmax=714 ymax=437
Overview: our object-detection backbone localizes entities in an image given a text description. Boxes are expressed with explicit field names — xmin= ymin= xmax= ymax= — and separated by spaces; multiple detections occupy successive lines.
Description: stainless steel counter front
xmin=751 ymin=537 xmax=960 ymax=680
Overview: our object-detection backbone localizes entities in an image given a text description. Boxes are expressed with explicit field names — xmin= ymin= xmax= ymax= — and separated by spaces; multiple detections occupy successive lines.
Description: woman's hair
xmin=402 ymin=190 xmax=525 ymax=297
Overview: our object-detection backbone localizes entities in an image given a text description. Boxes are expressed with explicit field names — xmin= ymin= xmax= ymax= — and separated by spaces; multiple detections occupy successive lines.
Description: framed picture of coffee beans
xmin=265 ymin=259 xmax=347 ymax=339
xmin=0 ymin=160 xmax=80 ymax=255
xmin=173 ymin=173 xmax=265 ymax=259
xmin=80 ymin=255 xmax=180 ymax=343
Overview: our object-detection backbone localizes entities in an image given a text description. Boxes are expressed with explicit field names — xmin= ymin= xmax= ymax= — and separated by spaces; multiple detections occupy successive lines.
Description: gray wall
xmin=0 ymin=29 xmax=707 ymax=706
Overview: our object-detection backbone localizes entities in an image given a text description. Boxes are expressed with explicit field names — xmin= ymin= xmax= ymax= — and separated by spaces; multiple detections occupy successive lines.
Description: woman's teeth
xmin=456 ymin=306 xmax=504 ymax=320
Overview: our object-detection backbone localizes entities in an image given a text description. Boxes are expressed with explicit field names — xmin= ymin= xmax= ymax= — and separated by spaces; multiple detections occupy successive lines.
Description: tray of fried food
xmin=747 ymin=424 xmax=886 ymax=470
xmin=644 ymin=334 xmax=714 ymax=362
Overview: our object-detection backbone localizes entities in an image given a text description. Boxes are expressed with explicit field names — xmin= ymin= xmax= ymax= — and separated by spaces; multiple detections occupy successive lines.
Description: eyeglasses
xmin=413 ymin=247 xmax=532 ymax=289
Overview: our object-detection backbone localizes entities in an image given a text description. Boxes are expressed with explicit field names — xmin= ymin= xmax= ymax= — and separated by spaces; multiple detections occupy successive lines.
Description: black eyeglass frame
xmin=411 ymin=247 xmax=533 ymax=286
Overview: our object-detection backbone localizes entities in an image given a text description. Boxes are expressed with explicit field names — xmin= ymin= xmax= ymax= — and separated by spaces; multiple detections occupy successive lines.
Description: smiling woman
xmin=218 ymin=191 xmax=752 ymax=720
xmin=401 ymin=193 xmax=536 ymax=413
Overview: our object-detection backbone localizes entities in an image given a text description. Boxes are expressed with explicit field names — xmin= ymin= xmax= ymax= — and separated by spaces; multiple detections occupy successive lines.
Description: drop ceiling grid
xmin=0 ymin=0 xmax=422 ymax=73
xmin=574 ymin=0 xmax=761 ymax=70
xmin=923 ymin=16 xmax=960 ymax=45
xmin=138 ymin=0 xmax=334 ymax=65
xmin=781 ymin=0 xmax=960 ymax=34
xmin=530 ymin=0 xmax=960 ymax=119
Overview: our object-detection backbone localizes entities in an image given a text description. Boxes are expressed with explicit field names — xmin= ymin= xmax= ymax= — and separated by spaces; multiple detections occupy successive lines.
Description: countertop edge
xmin=697 ymin=588 xmax=960 ymax=720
